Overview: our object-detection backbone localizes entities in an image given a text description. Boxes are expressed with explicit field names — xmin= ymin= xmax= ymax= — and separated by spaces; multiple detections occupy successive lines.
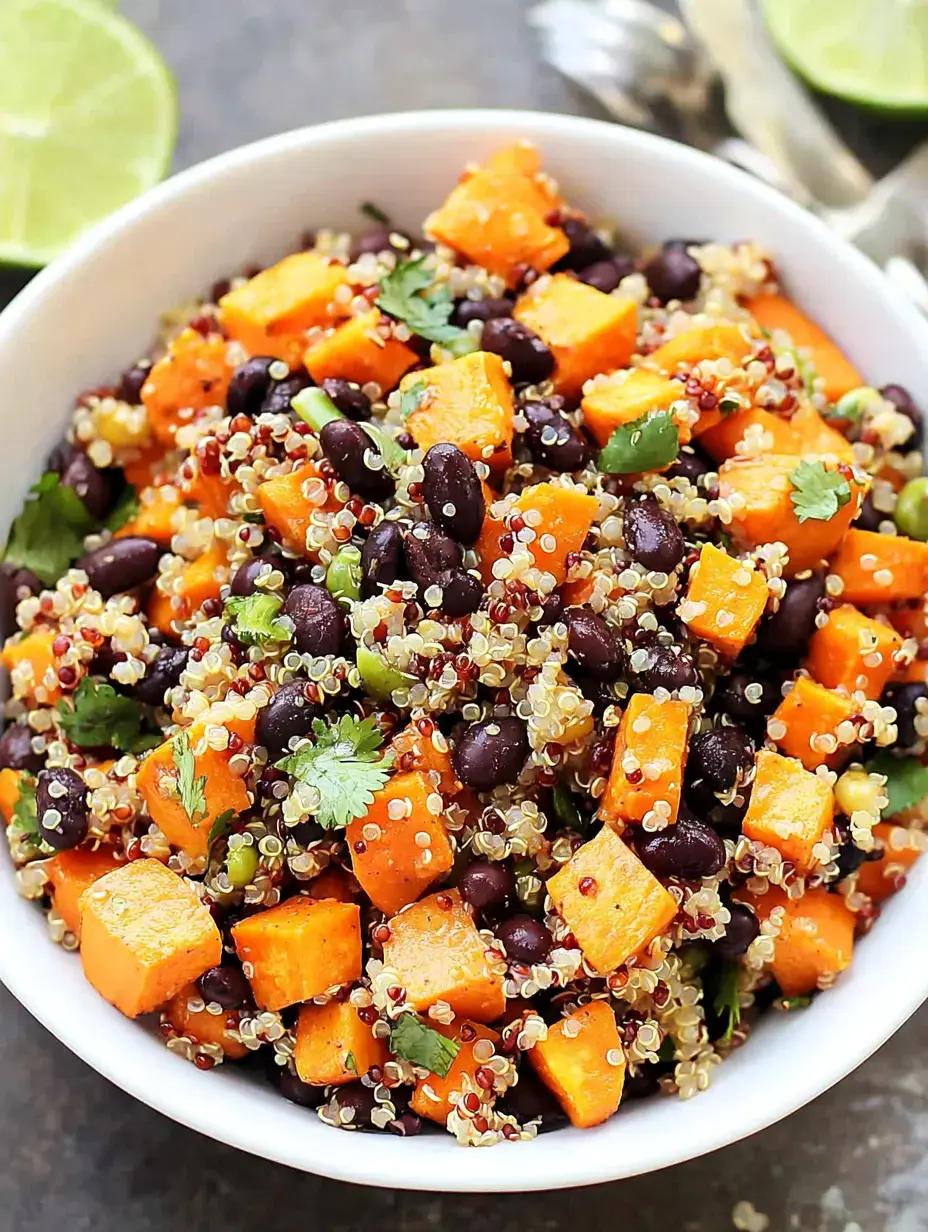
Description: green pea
xmin=291 ymin=387 xmax=343 ymax=432
xmin=834 ymin=385 xmax=880 ymax=425
xmin=355 ymin=644 xmax=413 ymax=702
xmin=226 ymin=842 xmax=259 ymax=889
xmin=326 ymin=545 xmax=362 ymax=606
xmin=894 ymin=477 xmax=928 ymax=541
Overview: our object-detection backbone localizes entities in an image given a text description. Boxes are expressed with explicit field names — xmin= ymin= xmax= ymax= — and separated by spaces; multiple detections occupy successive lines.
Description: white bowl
xmin=1 ymin=110 xmax=927 ymax=1192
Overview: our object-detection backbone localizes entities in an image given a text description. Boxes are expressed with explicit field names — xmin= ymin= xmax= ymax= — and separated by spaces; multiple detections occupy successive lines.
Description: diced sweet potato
xmin=547 ymin=825 xmax=677 ymax=974
xmin=699 ymin=407 xmax=799 ymax=461
xmin=146 ymin=587 xmax=180 ymax=639
xmin=116 ymin=486 xmax=181 ymax=546
xmin=307 ymin=864 xmax=360 ymax=903
xmin=122 ymin=439 xmax=170 ymax=490
xmin=529 ymin=1001 xmax=625 ymax=1128
xmin=178 ymin=541 xmax=230 ymax=614
xmin=788 ymin=404 xmax=856 ymax=464
xmin=409 ymin=1020 xmax=500 ymax=1124
xmin=648 ymin=323 xmax=752 ymax=374
xmin=806 ymin=605 xmax=902 ymax=699
xmin=180 ymin=468 xmax=236 ymax=520
xmin=856 ymin=822 xmax=925 ymax=902
xmin=678 ymin=543 xmax=768 ymax=656
xmin=0 ymin=768 xmax=23 ymax=824
xmin=141 ymin=328 xmax=234 ymax=447
xmin=743 ymin=885 xmax=854 ymax=997
xmin=404 ymin=351 xmax=515 ymax=471
xmin=232 ymin=896 xmax=361 ymax=1011
xmin=580 ymin=368 xmax=689 ymax=449
xmin=304 ymin=310 xmax=417 ymax=393
xmin=382 ymin=889 xmax=505 ymax=1024
xmin=424 ymin=144 xmax=569 ymax=286
xmin=2 ymin=628 xmax=61 ymax=706
xmin=294 ymin=998 xmax=388 ymax=1085
xmin=163 ymin=982 xmax=248 ymax=1059
xmin=599 ymin=694 xmax=690 ymax=825
xmin=718 ymin=454 xmax=863 ymax=577
xmin=741 ymin=749 xmax=835 ymax=870
xmin=746 ymin=293 xmax=862 ymax=402
xmin=258 ymin=460 xmax=346 ymax=558
xmin=347 ymin=771 xmax=454 ymax=916
xmin=78 ymin=858 xmax=222 ymax=1018
xmin=769 ymin=676 xmax=858 ymax=771
xmin=46 ymin=846 xmax=125 ymax=939
xmin=476 ymin=481 xmax=599 ymax=587
xmin=390 ymin=723 xmax=460 ymax=795
xmin=830 ymin=530 xmax=928 ymax=606
xmin=513 ymin=275 xmax=638 ymax=398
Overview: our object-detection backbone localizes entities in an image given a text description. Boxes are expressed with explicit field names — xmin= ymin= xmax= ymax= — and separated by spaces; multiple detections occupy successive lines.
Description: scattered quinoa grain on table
xmin=3 ymin=141 xmax=928 ymax=1146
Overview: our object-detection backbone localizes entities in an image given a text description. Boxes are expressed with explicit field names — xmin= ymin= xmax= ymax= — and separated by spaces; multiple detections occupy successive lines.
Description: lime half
xmin=762 ymin=0 xmax=928 ymax=113
xmin=0 ymin=0 xmax=177 ymax=267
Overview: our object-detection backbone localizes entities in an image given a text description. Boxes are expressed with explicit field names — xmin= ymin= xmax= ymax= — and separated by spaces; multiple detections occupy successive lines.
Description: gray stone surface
xmin=1 ymin=0 xmax=927 ymax=1227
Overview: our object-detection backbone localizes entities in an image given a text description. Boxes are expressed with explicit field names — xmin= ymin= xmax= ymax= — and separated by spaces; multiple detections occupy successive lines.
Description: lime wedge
xmin=0 ymin=0 xmax=177 ymax=267
xmin=762 ymin=0 xmax=928 ymax=113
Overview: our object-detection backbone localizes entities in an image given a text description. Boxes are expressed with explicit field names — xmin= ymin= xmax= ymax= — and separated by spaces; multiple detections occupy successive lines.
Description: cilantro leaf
xmin=3 ymin=471 xmax=94 ymax=585
xmin=400 ymin=380 xmax=428 ymax=420
xmin=224 ymin=594 xmax=291 ymax=646
xmin=710 ymin=960 xmax=742 ymax=1044
xmin=552 ymin=780 xmax=583 ymax=832
xmin=780 ymin=994 xmax=813 ymax=1012
xmin=10 ymin=774 xmax=42 ymax=847
xmin=360 ymin=201 xmax=390 ymax=225
xmin=344 ymin=1050 xmax=358 ymax=1074
xmin=788 ymin=460 xmax=852 ymax=524
xmin=361 ymin=422 xmax=408 ymax=473
xmin=104 ymin=484 xmax=139 ymax=533
xmin=376 ymin=256 xmax=469 ymax=346
xmin=207 ymin=808 xmax=236 ymax=854
xmin=57 ymin=677 xmax=156 ymax=752
xmin=597 ymin=411 xmax=680 ymax=475
xmin=657 ymin=1036 xmax=676 ymax=1062
xmin=864 ymin=751 xmax=928 ymax=818
xmin=172 ymin=730 xmax=208 ymax=824
xmin=389 ymin=1014 xmax=461 ymax=1078
xmin=276 ymin=713 xmax=393 ymax=830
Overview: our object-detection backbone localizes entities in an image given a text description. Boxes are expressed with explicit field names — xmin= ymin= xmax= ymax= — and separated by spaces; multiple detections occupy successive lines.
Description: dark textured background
xmin=2 ymin=1 xmax=928 ymax=1227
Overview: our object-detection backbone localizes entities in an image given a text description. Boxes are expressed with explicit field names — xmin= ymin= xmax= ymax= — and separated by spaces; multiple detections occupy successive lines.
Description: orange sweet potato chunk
xmin=409 ymin=1020 xmax=500 ymax=1124
xmin=744 ymin=885 xmax=854 ymax=996
xmin=258 ymin=460 xmax=345 ymax=557
xmin=46 ymin=846 xmax=125 ymax=939
xmin=232 ymin=897 xmax=361 ymax=1011
xmin=648 ymin=323 xmax=753 ymax=373
xmin=476 ymin=482 xmax=599 ymax=587
xmin=390 ymin=723 xmax=460 ymax=795
xmin=403 ymin=351 xmax=515 ymax=471
xmin=294 ymin=999 xmax=388 ymax=1085
xmin=307 ymin=864 xmax=360 ymax=904
xmin=769 ymin=676 xmax=857 ymax=771
xmin=347 ymin=771 xmax=454 ymax=916
xmin=548 ymin=825 xmax=677 ymax=974
xmin=0 ymin=768 xmax=22 ymax=825
xmin=163 ymin=982 xmax=248 ymax=1059
xmin=116 ymin=486 xmax=181 ymax=546
xmin=304 ymin=310 xmax=417 ymax=393
xmin=830 ymin=530 xmax=928 ymax=606
xmin=2 ymin=628 xmax=61 ymax=706
xmin=141 ymin=328 xmax=234 ymax=447
xmin=678 ymin=543 xmax=768 ymax=656
xmin=79 ymin=858 xmax=222 ymax=1018
xmin=746 ymin=293 xmax=862 ymax=402
xmin=856 ymin=823 xmax=924 ymax=902
xmin=599 ymin=695 xmax=690 ymax=826
xmin=514 ymin=275 xmax=638 ymax=398
xmin=741 ymin=749 xmax=834 ymax=870
xmin=529 ymin=1001 xmax=625 ymax=1128
xmin=382 ymin=889 xmax=505 ymax=1025
xmin=580 ymin=368 xmax=689 ymax=449
xmin=806 ymin=605 xmax=902 ymax=700
xmin=788 ymin=404 xmax=856 ymax=465
xmin=699 ymin=407 xmax=800 ymax=461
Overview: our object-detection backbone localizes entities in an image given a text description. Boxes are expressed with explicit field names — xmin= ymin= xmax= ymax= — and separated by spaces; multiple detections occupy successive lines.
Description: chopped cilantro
xmin=780 ymin=993 xmax=813 ymax=1012
xmin=10 ymin=774 xmax=42 ymax=848
xmin=57 ymin=677 xmax=159 ymax=753
xmin=276 ymin=714 xmax=393 ymax=830
xmin=223 ymin=594 xmax=291 ymax=646
xmin=104 ymin=484 xmax=139 ymax=533
xmin=360 ymin=201 xmax=390 ymax=225
xmin=598 ymin=410 xmax=680 ymax=474
xmin=788 ymin=460 xmax=851 ymax=524
xmin=376 ymin=256 xmax=468 ymax=346
xmin=400 ymin=379 xmax=428 ymax=420
xmin=864 ymin=751 xmax=928 ymax=818
xmin=552 ymin=780 xmax=583 ymax=832
xmin=172 ymin=730 xmax=208 ymax=825
xmin=3 ymin=471 xmax=94 ymax=585
xmin=207 ymin=808 xmax=236 ymax=855
xmin=344 ymin=1050 xmax=358 ymax=1074
xmin=361 ymin=422 xmax=408 ymax=473
xmin=710 ymin=960 xmax=742 ymax=1044
xmin=389 ymin=1014 xmax=461 ymax=1078
xmin=657 ymin=1036 xmax=676 ymax=1062
xmin=824 ymin=385 xmax=880 ymax=425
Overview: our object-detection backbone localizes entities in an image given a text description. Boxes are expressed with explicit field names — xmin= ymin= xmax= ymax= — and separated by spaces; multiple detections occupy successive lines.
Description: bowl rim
xmin=2 ymin=107 xmax=928 ymax=1192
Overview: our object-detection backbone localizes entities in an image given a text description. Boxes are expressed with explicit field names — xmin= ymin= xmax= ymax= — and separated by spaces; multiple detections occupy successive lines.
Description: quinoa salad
xmin=3 ymin=142 xmax=928 ymax=1147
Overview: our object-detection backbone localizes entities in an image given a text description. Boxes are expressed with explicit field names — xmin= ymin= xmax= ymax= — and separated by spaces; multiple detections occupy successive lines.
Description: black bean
xmin=403 ymin=524 xmax=463 ymax=587
xmin=638 ymin=645 xmax=699 ymax=692
xmin=451 ymin=296 xmax=513 ymax=328
xmin=855 ymin=494 xmax=884 ymax=532
xmin=256 ymin=680 xmax=319 ymax=758
xmin=833 ymin=839 xmax=870 ymax=883
xmin=643 ymin=241 xmax=702 ymax=304
xmin=481 ymin=318 xmax=555 ymax=386
xmin=1 ymin=566 xmax=40 ymax=637
xmin=267 ymin=1058 xmax=325 ymax=1108
xmin=496 ymin=914 xmax=553 ymax=964
xmin=538 ymin=590 xmax=565 ymax=626
xmin=132 ymin=645 xmax=188 ymax=706
xmin=621 ymin=1064 xmax=664 ymax=1103
xmin=197 ymin=964 xmax=253 ymax=1009
xmin=436 ymin=569 xmax=484 ymax=617
xmin=349 ymin=228 xmax=408 ymax=261
xmin=36 ymin=767 xmax=89 ymax=851
xmin=78 ymin=536 xmax=160 ymax=597
xmin=387 ymin=1113 xmax=421 ymax=1137
xmin=459 ymin=859 xmax=514 ymax=912
xmin=665 ymin=447 xmax=712 ymax=486
xmin=331 ymin=1083 xmax=378 ymax=1129
xmin=60 ymin=451 xmax=112 ymax=520
xmin=757 ymin=573 xmax=826 ymax=656
xmin=882 ymin=682 xmax=928 ymax=748
xmin=422 ymin=444 xmax=485 ymax=546
xmin=521 ymin=399 xmax=592 ymax=472
xmin=881 ymin=384 xmax=923 ymax=447
xmin=623 ymin=495 xmax=686 ymax=573
xmin=226 ymin=356 xmax=276 ymax=418
xmin=361 ymin=521 xmax=405 ymax=597
xmin=320 ymin=377 xmax=372 ymax=422
xmin=320 ymin=419 xmax=395 ymax=501
xmin=0 ymin=723 xmax=44 ymax=774
xmin=261 ymin=370 xmax=312 ymax=418
xmin=116 ymin=360 xmax=152 ymax=404
xmin=715 ymin=671 xmax=781 ymax=728
xmin=283 ymin=584 xmax=343 ymax=657
xmin=575 ymin=674 xmax=619 ymax=709
xmin=553 ymin=217 xmax=612 ymax=271
xmin=636 ymin=815 xmax=725 ymax=880
xmin=687 ymin=725 xmax=753 ymax=799
xmin=713 ymin=903 xmax=759 ymax=959
xmin=577 ymin=255 xmax=635 ymax=293
xmin=230 ymin=556 xmax=278 ymax=597
xmin=566 ymin=609 xmax=624 ymax=681
xmin=452 ymin=717 xmax=528 ymax=791
xmin=497 ymin=1068 xmax=567 ymax=1132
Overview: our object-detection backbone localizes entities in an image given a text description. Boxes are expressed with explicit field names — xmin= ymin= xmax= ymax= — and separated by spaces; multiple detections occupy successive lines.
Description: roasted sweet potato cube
xmin=163 ymin=982 xmax=248 ymax=1059
xmin=529 ymin=1001 xmax=625 ymax=1128
xmin=141 ymin=328 xmax=234 ymax=447
xmin=742 ymin=885 xmax=854 ymax=996
xmin=806 ymin=604 xmax=902 ymax=699
xmin=410 ymin=1020 xmax=499 ymax=1125
xmin=699 ymin=407 xmax=800 ymax=461
xmin=746 ymin=293 xmax=862 ymax=402
xmin=403 ymin=351 xmax=515 ymax=471
xmin=294 ymin=999 xmax=388 ymax=1085
xmin=0 ymin=768 xmax=23 ymax=824
xmin=476 ymin=482 xmax=599 ymax=587
xmin=258 ymin=459 xmax=345 ymax=558
xmin=304 ymin=310 xmax=417 ymax=393
xmin=599 ymin=694 xmax=690 ymax=826
xmin=788 ymin=404 xmax=856 ymax=464
xmin=46 ymin=846 xmax=125 ymax=939
xmin=678 ymin=543 xmax=768 ymax=656
xmin=856 ymin=823 xmax=925 ymax=902
xmin=648 ymin=323 xmax=752 ymax=373
xmin=769 ymin=676 xmax=858 ymax=770
xmin=382 ymin=889 xmax=505 ymax=1024
xmin=116 ymin=485 xmax=182 ymax=546
xmin=306 ymin=864 xmax=360 ymax=904
xmin=514 ymin=275 xmax=638 ymax=398
xmin=232 ymin=896 xmax=361 ymax=1011
xmin=390 ymin=723 xmax=460 ymax=795
xmin=581 ymin=368 xmax=690 ymax=449
xmin=547 ymin=825 xmax=677 ymax=974
xmin=2 ymin=628 xmax=61 ymax=706
xmin=741 ymin=749 xmax=835 ymax=870
xmin=78 ymin=858 xmax=222 ymax=1018
xmin=830 ymin=529 xmax=928 ymax=606
xmin=347 ymin=771 xmax=454 ymax=916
